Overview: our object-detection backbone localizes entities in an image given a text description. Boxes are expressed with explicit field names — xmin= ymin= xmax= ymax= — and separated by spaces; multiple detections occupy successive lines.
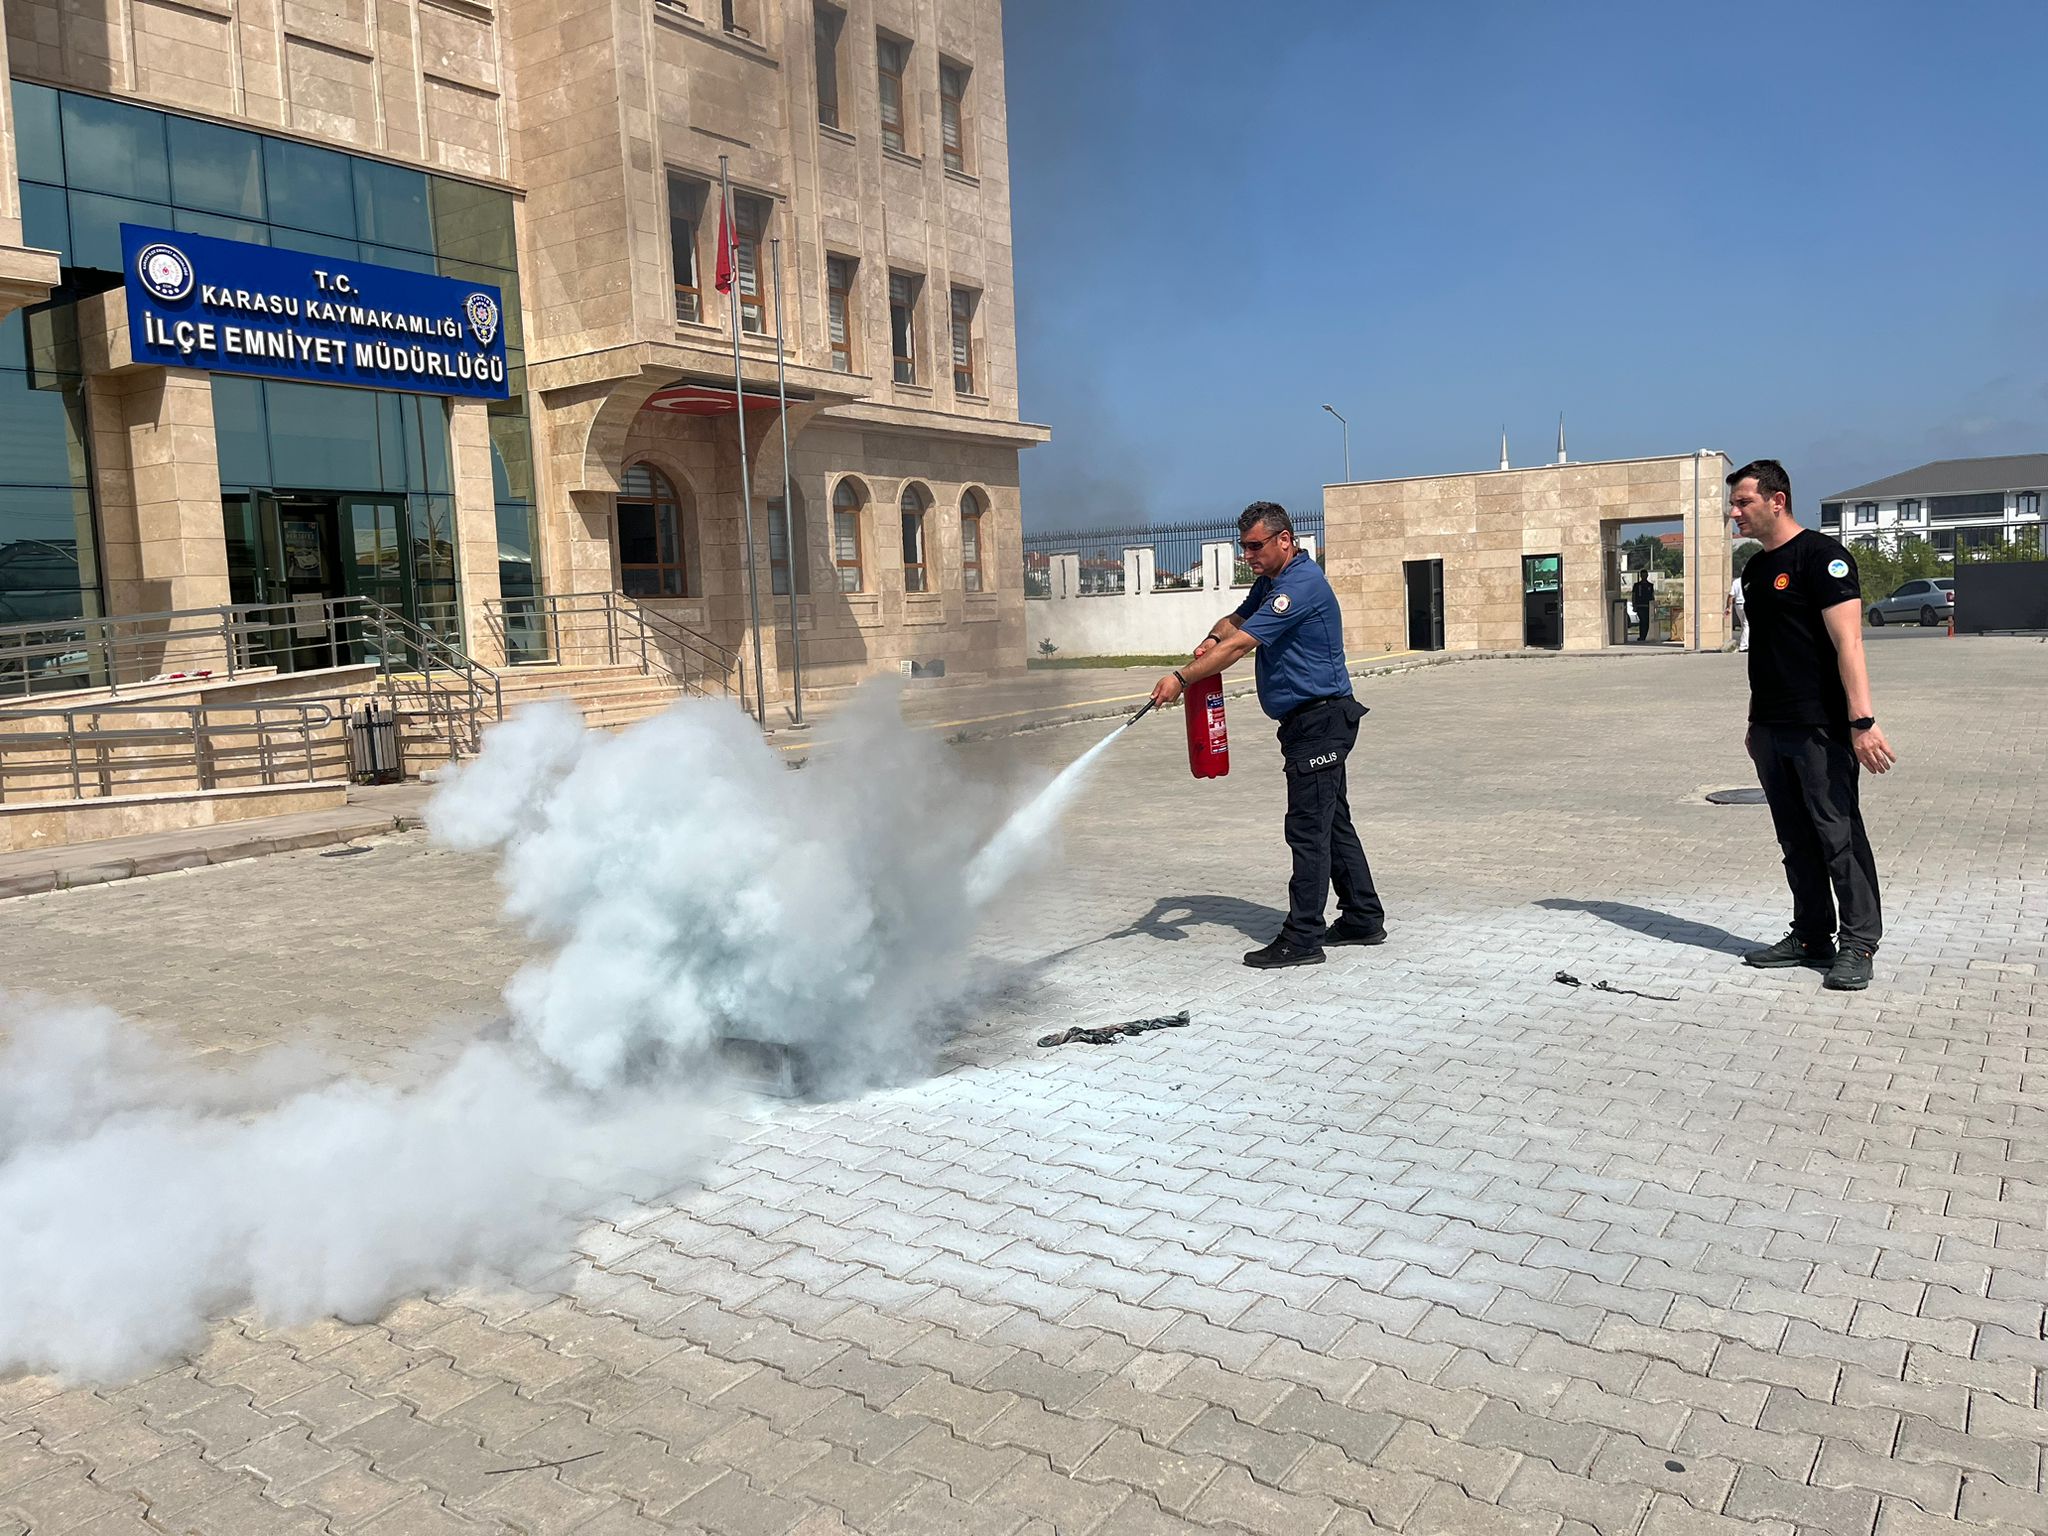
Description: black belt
xmin=1280 ymin=694 xmax=1350 ymax=723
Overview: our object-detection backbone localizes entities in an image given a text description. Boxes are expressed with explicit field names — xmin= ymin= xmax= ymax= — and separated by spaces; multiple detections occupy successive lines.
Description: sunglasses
xmin=1240 ymin=534 xmax=1286 ymax=553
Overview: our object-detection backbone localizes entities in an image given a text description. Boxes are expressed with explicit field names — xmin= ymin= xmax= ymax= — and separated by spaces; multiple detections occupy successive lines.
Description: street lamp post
xmin=1321 ymin=403 xmax=1350 ymax=482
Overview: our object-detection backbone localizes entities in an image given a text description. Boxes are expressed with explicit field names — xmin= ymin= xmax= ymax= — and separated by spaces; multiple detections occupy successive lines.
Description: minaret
xmin=1498 ymin=429 xmax=1509 ymax=472
xmin=1556 ymin=413 xmax=1568 ymax=465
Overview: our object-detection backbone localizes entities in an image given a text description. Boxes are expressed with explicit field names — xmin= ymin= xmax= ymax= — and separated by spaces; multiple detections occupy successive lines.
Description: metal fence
xmin=1023 ymin=511 xmax=1325 ymax=597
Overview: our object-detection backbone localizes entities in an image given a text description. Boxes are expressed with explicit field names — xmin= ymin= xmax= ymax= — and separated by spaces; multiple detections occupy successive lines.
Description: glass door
xmin=340 ymin=495 xmax=414 ymax=666
xmin=273 ymin=494 xmax=347 ymax=672
xmin=1522 ymin=553 xmax=1564 ymax=650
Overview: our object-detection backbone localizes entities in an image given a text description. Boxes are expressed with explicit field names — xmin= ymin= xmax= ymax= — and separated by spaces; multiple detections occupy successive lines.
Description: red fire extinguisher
xmin=1183 ymin=672 xmax=1230 ymax=778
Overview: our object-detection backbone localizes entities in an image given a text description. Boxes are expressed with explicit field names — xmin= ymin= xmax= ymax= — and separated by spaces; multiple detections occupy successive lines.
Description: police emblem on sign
xmin=464 ymin=292 xmax=501 ymax=346
xmin=136 ymin=242 xmax=195 ymax=302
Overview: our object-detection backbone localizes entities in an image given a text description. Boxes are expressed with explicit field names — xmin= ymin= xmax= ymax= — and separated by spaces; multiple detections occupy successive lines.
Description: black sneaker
xmin=1243 ymin=938 xmax=1326 ymax=969
xmin=1325 ymin=917 xmax=1387 ymax=947
xmin=1742 ymin=931 xmax=1836 ymax=969
xmin=1823 ymin=945 xmax=1875 ymax=991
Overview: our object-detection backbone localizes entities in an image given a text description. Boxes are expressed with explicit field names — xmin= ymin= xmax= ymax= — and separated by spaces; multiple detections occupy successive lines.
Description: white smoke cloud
xmin=0 ymin=685 xmax=1108 ymax=1384
xmin=0 ymin=999 xmax=707 ymax=1382
xmin=430 ymin=685 xmax=1029 ymax=1093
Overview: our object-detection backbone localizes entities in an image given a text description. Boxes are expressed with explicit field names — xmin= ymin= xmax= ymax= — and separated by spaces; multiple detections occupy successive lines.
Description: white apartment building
xmin=1820 ymin=454 xmax=2047 ymax=558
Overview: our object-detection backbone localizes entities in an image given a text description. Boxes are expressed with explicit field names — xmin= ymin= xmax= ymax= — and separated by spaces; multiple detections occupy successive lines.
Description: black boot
xmin=1325 ymin=916 xmax=1387 ymax=947
xmin=1742 ymin=930 xmax=1836 ymax=969
xmin=1243 ymin=937 xmax=1326 ymax=969
xmin=1823 ymin=945 xmax=1875 ymax=991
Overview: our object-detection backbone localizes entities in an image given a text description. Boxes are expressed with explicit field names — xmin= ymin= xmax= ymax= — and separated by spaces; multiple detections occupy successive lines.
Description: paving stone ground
xmin=2 ymin=637 xmax=2043 ymax=1536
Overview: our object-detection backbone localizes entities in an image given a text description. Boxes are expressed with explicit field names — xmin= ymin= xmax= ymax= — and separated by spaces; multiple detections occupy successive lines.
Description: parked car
xmin=1868 ymin=577 xmax=1954 ymax=626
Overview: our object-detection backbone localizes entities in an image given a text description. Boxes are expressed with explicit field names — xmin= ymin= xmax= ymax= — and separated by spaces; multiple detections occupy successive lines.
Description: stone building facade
xmin=1323 ymin=453 xmax=1734 ymax=656
xmin=0 ymin=0 xmax=1044 ymax=707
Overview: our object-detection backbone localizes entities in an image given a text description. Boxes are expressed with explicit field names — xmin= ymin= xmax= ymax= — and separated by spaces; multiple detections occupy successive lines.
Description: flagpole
xmin=720 ymin=155 xmax=769 ymax=728
xmin=770 ymin=236 xmax=805 ymax=727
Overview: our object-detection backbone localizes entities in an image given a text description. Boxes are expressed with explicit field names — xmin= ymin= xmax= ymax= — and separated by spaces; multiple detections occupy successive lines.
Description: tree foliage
xmin=1623 ymin=532 xmax=1684 ymax=576
xmin=1848 ymin=529 xmax=2042 ymax=603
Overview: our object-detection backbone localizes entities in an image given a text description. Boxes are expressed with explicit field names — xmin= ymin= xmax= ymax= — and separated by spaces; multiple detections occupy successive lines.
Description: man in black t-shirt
xmin=1631 ymin=572 xmax=1656 ymax=642
xmin=1728 ymin=459 xmax=1897 ymax=991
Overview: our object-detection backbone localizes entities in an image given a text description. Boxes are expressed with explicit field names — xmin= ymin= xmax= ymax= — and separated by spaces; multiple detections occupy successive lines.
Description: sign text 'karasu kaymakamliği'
xmin=120 ymin=224 xmax=510 ymax=400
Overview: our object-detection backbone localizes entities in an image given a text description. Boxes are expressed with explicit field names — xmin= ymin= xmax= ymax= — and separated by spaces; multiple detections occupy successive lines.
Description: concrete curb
xmin=0 ymin=811 xmax=428 ymax=901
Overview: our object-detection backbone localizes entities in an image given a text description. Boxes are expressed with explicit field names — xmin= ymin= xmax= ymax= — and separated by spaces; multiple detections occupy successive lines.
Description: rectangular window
xmin=878 ymin=35 xmax=910 ymax=155
xmin=668 ymin=172 xmax=707 ymax=323
xmin=2020 ymin=491 xmax=2041 ymax=517
xmin=961 ymin=504 xmax=983 ymax=592
xmin=814 ymin=3 xmax=844 ymax=130
xmin=889 ymin=271 xmax=920 ymax=386
xmin=1930 ymin=491 xmax=2005 ymax=521
xmin=833 ymin=508 xmax=863 ymax=591
xmin=734 ymin=192 xmax=769 ymax=335
xmin=1854 ymin=501 xmax=1877 ymax=525
xmin=720 ymin=0 xmax=752 ymax=38
xmin=826 ymin=255 xmax=856 ymax=373
xmin=1820 ymin=502 xmax=1842 ymax=528
xmin=901 ymin=507 xmax=927 ymax=593
xmin=949 ymin=286 xmax=978 ymax=395
xmin=940 ymin=61 xmax=970 ymax=174
xmin=769 ymin=495 xmax=809 ymax=595
xmin=1898 ymin=499 xmax=1922 ymax=522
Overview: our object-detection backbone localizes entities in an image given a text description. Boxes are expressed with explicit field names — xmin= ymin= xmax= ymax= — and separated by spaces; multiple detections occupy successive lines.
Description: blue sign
xmin=120 ymin=224 xmax=509 ymax=400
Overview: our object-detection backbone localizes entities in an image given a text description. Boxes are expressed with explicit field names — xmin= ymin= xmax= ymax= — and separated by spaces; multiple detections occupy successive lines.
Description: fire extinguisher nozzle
xmin=1123 ymin=699 xmax=1158 ymax=731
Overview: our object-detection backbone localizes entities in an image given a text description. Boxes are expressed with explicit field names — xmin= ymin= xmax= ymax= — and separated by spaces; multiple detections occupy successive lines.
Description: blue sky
xmin=1002 ymin=1 xmax=2048 ymax=531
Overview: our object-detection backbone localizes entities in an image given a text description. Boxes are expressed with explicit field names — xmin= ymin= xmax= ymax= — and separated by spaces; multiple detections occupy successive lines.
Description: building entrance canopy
xmin=641 ymin=381 xmax=814 ymax=416
xmin=121 ymin=224 xmax=509 ymax=399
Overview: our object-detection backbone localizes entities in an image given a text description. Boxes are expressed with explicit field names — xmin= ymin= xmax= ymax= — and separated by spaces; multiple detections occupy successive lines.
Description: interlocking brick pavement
xmin=2 ymin=638 xmax=2044 ymax=1535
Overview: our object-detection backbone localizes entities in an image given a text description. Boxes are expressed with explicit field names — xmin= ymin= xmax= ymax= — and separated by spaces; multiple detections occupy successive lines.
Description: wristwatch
xmin=1850 ymin=716 xmax=1876 ymax=731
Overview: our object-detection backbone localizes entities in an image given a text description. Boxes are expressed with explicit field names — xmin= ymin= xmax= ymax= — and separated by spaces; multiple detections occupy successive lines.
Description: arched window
xmin=769 ymin=481 xmax=810 ymax=596
xmin=831 ymin=478 xmax=866 ymax=592
xmin=959 ymin=488 xmax=988 ymax=592
xmin=618 ymin=464 xmax=687 ymax=596
xmin=900 ymin=482 xmax=931 ymax=593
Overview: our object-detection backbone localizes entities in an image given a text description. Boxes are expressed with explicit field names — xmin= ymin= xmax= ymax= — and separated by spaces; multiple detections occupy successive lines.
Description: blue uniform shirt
xmin=1233 ymin=551 xmax=1352 ymax=719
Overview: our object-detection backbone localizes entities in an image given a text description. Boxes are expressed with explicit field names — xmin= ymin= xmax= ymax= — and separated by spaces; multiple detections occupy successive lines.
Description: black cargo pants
xmin=1276 ymin=696 xmax=1383 ymax=947
xmin=1751 ymin=722 xmax=1883 ymax=952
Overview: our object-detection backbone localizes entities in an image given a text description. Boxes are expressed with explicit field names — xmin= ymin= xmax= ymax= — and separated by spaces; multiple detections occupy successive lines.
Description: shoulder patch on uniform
xmin=1773 ymin=572 xmax=1790 ymax=590
xmin=1827 ymin=558 xmax=1849 ymax=578
xmin=1272 ymin=593 xmax=1291 ymax=613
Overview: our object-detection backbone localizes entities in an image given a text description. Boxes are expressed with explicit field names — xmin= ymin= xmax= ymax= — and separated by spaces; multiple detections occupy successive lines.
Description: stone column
xmin=78 ymin=290 xmax=232 ymax=676
xmin=1685 ymin=454 xmax=1734 ymax=651
xmin=0 ymin=21 xmax=61 ymax=319
xmin=448 ymin=397 xmax=505 ymax=665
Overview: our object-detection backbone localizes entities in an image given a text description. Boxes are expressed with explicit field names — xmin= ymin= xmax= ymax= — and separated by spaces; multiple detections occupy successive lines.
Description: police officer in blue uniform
xmin=1150 ymin=503 xmax=1385 ymax=968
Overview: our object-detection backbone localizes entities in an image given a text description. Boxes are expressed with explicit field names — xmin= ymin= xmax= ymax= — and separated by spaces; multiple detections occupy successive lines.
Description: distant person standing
xmin=1631 ymin=571 xmax=1656 ymax=643
xmin=1728 ymin=458 xmax=1896 ymax=991
xmin=1726 ymin=571 xmax=1750 ymax=652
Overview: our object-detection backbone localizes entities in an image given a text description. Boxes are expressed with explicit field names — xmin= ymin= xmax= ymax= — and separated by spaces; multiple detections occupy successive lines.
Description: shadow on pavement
xmin=1034 ymin=894 xmax=1287 ymax=964
xmin=1112 ymin=894 xmax=1286 ymax=943
xmin=1536 ymin=897 xmax=1753 ymax=956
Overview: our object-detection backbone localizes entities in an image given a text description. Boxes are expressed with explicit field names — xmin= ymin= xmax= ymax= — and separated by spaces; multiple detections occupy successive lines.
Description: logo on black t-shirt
xmin=1773 ymin=573 xmax=1789 ymax=590
xmin=1826 ymin=558 xmax=1849 ymax=578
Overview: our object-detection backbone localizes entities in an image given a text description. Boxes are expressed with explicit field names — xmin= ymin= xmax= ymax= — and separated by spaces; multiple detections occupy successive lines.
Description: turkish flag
xmin=713 ymin=194 xmax=734 ymax=295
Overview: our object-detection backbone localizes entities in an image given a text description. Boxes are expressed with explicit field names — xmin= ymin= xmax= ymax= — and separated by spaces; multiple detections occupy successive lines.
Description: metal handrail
xmin=0 ymin=595 xmax=502 ymax=772
xmin=357 ymin=600 xmax=503 ymax=758
xmin=484 ymin=592 xmax=746 ymax=710
xmin=0 ymin=698 xmax=343 ymax=803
